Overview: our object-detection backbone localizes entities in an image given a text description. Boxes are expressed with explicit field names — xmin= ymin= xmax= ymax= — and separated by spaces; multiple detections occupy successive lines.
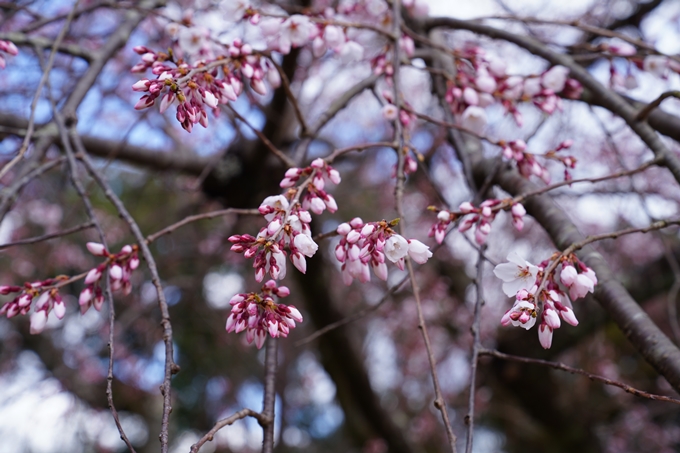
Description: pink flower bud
xmin=538 ymin=324 xmax=553 ymax=349
xmin=560 ymin=265 xmax=577 ymax=286
xmin=132 ymin=79 xmax=150 ymax=92
xmin=18 ymin=293 xmax=32 ymax=307
xmin=459 ymin=202 xmax=475 ymax=213
xmin=560 ymin=307 xmax=579 ymax=326
xmin=86 ymin=242 xmax=108 ymax=256
xmin=79 ymin=287 xmax=92 ymax=307
xmin=53 ymin=299 xmax=66 ymax=319
xmin=349 ymin=217 xmax=364 ymax=228
xmin=30 ymin=310 xmax=48 ymax=335
xmin=85 ymin=268 xmax=102 ymax=285
xmin=109 ymin=264 xmax=123 ymax=280
xmin=328 ymin=169 xmax=341 ymax=184
xmin=251 ymin=79 xmax=267 ymax=96
xmin=288 ymin=306 xmax=303 ymax=322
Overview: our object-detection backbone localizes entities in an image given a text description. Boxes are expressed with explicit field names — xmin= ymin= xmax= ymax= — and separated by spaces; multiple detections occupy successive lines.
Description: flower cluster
xmin=334 ymin=218 xmax=432 ymax=285
xmin=493 ymin=252 xmax=597 ymax=348
xmin=79 ymin=243 xmax=140 ymax=314
xmin=443 ymin=49 xmax=582 ymax=131
xmin=429 ymin=199 xmax=527 ymax=245
xmin=0 ymin=39 xmax=18 ymax=69
xmin=229 ymin=158 xmax=340 ymax=282
xmin=501 ymin=139 xmax=576 ymax=183
xmin=131 ymin=40 xmax=279 ymax=132
xmin=0 ymin=242 xmax=140 ymax=335
xmin=0 ymin=281 xmax=66 ymax=335
xmin=595 ymin=40 xmax=680 ymax=87
xmin=225 ymin=280 xmax=303 ymax=348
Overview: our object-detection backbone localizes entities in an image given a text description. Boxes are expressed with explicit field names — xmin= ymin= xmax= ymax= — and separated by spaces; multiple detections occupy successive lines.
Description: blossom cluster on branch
xmin=226 ymin=279 xmax=302 ymax=349
xmin=0 ymin=242 xmax=140 ymax=335
xmin=493 ymin=251 xmax=598 ymax=348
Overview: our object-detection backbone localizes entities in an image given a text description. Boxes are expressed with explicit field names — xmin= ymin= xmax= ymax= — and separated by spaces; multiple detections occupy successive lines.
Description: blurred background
xmin=1 ymin=0 xmax=680 ymax=452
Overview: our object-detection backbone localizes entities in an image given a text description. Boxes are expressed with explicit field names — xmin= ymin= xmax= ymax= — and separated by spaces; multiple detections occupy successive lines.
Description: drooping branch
xmin=72 ymin=132 xmax=178 ymax=453
xmin=480 ymin=348 xmax=680 ymax=405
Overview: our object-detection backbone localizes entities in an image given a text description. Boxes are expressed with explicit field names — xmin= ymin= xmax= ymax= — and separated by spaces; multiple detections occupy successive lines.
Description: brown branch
xmin=295 ymin=274 xmax=410 ymax=347
xmin=0 ymin=221 xmax=95 ymax=250
xmin=635 ymin=90 xmax=680 ymax=122
xmin=145 ymin=208 xmax=260 ymax=244
xmin=40 ymin=52 xmax=138 ymax=450
xmin=72 ymin=133 xmax=178 ymax=453
xmin=227 ymin=105 xmax=296 ymax=168
xmin=189 ymin=409 xmax=266 ymax=453
xmin=464 ymin=250 xmax=485 ymax=453
xmin=394 ymin=6 xmax=457 ymax=451
xmin=480 ymin=349 xmax=680 ymax=405
xmin=261 ymin=338 xmax=277 ymax=453
xmin=325 ymin=141 xmax=395 ymax=163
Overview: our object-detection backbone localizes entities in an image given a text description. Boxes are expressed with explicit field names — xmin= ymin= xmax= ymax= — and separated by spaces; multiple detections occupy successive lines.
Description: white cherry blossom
xmin=493 ymin=252 xmax=539 ymax=297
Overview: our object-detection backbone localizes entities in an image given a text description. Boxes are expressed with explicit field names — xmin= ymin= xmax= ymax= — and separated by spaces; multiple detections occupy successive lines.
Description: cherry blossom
xmin=334 ymin=218 xmax=432 ymax=285
xmin=226 ymin=280 xmax=302 ymax=349
xmin=493 ymin=252 xmax=539 ymax=297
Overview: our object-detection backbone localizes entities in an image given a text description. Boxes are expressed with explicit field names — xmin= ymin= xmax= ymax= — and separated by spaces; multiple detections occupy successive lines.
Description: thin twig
xmin=0 ymin=157 xmax=66 ymax=219
xmin=71 ymin=133 xmax=177 ymax=453
xmin=0 ymin=0 xmax=81 ymax=181
xmin=635 ymin=91 xmax=680 ymax=122
xmin=41 ymin=52 xmax=137 ymax=451
xmin=465 ymin=250 xmax=485 ymax=453
xmin=226 ymin=105 xmax=295 ymax=167
xmin=479 ymin=349 xmax=680 ymax=405
xmin=535 ymin=217 xmax=680 ymax=305
xmin=325 ymin=141 xmax=395 ymax=163
xmin=0 ymin=221 xmax=94 ymax=250
xmin=145 ymin=208 xmax=260 ymax=244
xmin=189 ymin=408 xmax=266 ymax=453
xmin=393 ymin=4 xmax=457 ymax=452
xmin=295 ymin=274 xmax=411 ymax=347
xmin=268 ymin=57 xmax=309 ymax=136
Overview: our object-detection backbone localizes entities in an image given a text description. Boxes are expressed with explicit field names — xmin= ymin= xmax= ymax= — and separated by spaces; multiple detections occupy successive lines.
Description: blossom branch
xmin=479 ymin=348 xmax=680 ymax=405
xmin=487 ymin=160 xmax=680 ymax=393
xmin=422 ymin=16 xmax=680 ymax=188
